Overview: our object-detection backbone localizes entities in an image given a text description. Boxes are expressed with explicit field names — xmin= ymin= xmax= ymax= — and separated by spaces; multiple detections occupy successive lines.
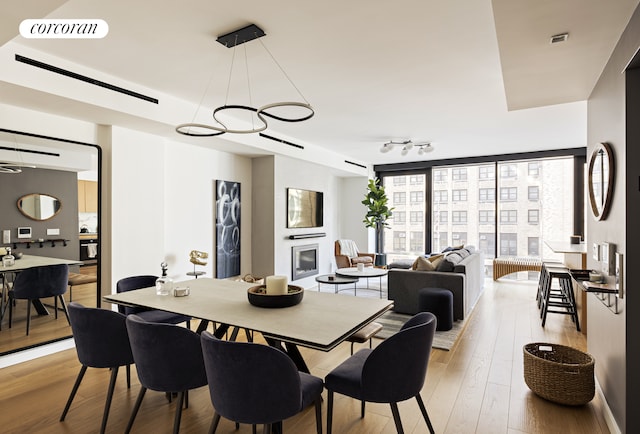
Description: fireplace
xmin=292 ymin=244 xmax=319 ymax=280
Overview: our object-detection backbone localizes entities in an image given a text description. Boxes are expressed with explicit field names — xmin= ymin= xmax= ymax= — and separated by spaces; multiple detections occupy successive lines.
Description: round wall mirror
xmin=17 ymin=193 xmax=62 ymax=221
xmin=588 ymin=142 xmax=614 ymax=221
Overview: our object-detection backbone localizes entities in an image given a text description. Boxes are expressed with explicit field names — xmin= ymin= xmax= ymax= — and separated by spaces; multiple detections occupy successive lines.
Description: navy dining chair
xmin=125 ymin=314 xmax=208 ymax=434
xmin=60 ymin=302 xmax=134 ymax=434
xmin=324 ymin=312 xmax=437 ymax=434
xmin=116 ymin=275 xmax=191 ymax=327
xmin=200 ymin=331 xmax=323 ymax=434
xmin=8 ymin=263 xmax=69 ymax=335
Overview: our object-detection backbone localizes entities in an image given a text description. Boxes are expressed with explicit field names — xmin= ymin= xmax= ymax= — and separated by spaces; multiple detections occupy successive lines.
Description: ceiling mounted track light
xmin=380 ymin=140 xmax=433 ymax=156
xmin=176 ymin=24 xmax=314 ymax=137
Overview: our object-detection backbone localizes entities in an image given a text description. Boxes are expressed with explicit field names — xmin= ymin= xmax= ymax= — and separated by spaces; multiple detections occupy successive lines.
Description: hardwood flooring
xmin=0 ymin=278 xmax=610 ymax=433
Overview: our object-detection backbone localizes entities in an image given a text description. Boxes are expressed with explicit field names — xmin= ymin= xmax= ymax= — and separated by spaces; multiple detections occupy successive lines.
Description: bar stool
xmin=536 ymin=261 xmax=564 ymax=309
xmin=540 ymin=264 xmax=580 ymax=331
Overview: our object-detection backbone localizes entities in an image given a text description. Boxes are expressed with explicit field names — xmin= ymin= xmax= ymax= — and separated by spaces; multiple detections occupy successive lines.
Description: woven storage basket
xmin=523 ymin=342 xmax=595 ymax=406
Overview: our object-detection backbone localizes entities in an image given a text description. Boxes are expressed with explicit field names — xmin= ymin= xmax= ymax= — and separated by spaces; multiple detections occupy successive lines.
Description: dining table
xmin=103 ymin=277 xmax=393 ymax=372
xmin=0 ymin=254 xmax=83 ymax=328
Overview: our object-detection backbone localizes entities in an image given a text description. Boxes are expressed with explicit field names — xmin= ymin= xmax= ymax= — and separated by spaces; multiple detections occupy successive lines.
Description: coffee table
xmin=315 ymin=274 xmax=359 ymax=293
xmin=336 ymin=267 xmax=388 ymax=298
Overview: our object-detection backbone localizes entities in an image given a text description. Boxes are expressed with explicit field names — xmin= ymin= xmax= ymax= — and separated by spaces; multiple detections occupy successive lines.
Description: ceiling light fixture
xmin=176 ymin=24 xmax=314 ymax=137
xmin=380 ymin=140 xmax=433 ymax=156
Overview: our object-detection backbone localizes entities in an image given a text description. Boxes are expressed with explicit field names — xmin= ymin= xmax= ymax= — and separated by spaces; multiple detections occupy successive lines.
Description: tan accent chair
xmin=334 ymin=240 xmax=375 ymax=269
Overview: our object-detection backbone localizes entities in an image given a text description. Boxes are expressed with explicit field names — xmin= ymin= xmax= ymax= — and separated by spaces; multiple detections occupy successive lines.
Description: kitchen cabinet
xmin=78 ymin=180 xmax=98 ymax=213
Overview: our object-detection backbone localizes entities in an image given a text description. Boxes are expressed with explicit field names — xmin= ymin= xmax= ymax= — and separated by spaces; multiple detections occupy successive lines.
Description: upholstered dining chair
xmin=125 ymin=314 xmax=208 ymax=434
xmin=200 ymin=331 xmax=324 ymax=434
xmin=60 ymin=302 xmax=134 ymax=434
xmin=334 ymin=239 xmax=375 ymax=269
xmin=116 ymin=275 xmax=191 ymax=327
xmin=8 ymin=263 xmax=69 ymax=335
xmin=324 ymin=312 xmax=437 ymax=434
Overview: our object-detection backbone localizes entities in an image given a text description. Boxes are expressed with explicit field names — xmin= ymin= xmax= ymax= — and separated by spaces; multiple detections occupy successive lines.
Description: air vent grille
xmin=15 ymin=54 xmax=159 ymax=104
xmin=550 ymin=33 xmax=569 ymax=44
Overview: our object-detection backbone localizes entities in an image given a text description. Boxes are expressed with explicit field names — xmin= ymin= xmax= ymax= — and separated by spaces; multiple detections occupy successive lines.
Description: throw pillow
xmin=428 ymin=254 xmax=444 ymax=268
xmin=436 ymin=258 xmax=455 ymax=272
xmin=414 ymin=256 xmax=436 ymax=271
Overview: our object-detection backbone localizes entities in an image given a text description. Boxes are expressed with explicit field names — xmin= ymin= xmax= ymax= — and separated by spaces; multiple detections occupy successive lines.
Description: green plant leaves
xmin=362 ymin=178 xmax=394 ymax=229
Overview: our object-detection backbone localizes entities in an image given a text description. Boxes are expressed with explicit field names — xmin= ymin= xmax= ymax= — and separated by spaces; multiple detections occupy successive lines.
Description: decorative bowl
xmin=247 ymin=285 xmax=304 ymax=308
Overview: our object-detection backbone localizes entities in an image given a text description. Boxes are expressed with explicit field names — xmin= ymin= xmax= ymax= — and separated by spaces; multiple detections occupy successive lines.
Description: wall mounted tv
xmin=287 ymin=188 xmax=323 ymax=228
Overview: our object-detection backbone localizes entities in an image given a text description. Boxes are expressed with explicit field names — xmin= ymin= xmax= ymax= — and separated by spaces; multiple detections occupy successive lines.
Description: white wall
xmin=339 ymin=177 xmax=371 ymax=255
xmin=109 ymin=126 xmax=253 ymax=285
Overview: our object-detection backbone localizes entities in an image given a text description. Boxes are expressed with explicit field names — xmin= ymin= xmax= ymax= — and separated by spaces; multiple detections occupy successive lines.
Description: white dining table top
xmin=103 ymin=277 xmax=393 ymax=351
xmin=0 ymin=254 xmax=82 ymax=272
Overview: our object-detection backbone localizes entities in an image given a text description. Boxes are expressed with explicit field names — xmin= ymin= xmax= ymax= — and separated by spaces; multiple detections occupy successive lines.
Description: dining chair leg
xmin=208 ymin=412 xmax=221 ymax=434
xmin=126 ymin=364 xmax=131 ymax=388
xmin=172 ymin=391 xmax=185 ymax=434
xmin=262 ymin=423 xmax=271 ymax=434
xmin=100 ymin=366 xmax=120 ymax=434
xmin=252 ymin=424 xmax=256 ymax=434
xmin=389 ymin=402 xmax=404 ymax=434
xmin=60 ymin=365 xmax=88 ymax=421
xmin=25 ymin=299 xmax=32 ymax=335
xmin=125 ymin=386 xmax=147 ymax=434
xmin=415 ymin=394 xmax=435 ymax=434
xmin=361 ymin=400 xmax=366 ymax=418
xmin=184 ymin=389 xmax=189 ymax=408
xmin=58 ymin=295 xmax=70 ymax=324
xmin=315 ymin=397 xmax=323 ymax=434
xmin=327 ymin=390 xmax=334 ymax=434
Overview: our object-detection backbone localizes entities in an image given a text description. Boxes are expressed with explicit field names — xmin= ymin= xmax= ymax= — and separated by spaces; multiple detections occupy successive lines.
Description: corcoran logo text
xmin=20 ymin=19 xmax=109 ymax=39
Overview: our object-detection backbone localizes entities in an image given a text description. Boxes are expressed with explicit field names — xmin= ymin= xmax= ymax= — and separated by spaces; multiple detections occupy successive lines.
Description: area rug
xmin=374 ymin=311 xmax=468 ymax=351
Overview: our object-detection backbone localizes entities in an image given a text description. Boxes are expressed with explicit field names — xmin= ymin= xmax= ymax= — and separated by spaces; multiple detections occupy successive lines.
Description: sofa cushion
xmin=442 ymin=244 xmax=464 ymax=253
xmin=412 ymin=253 xmax=445 ymax=270
xmin=413 ymin=256 xmax=436 ymax=271
xmin=436 ymin=257 xmax=456 ymax=272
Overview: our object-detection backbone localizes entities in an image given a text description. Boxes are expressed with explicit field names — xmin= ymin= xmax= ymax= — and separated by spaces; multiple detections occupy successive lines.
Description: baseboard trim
xmin=596 ymin=378 xmax=622 ymax=434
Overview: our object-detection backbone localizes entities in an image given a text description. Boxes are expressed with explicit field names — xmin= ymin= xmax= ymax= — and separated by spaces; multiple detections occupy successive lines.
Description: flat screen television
xmin=287 ymin=188 xmax=323 ymax=228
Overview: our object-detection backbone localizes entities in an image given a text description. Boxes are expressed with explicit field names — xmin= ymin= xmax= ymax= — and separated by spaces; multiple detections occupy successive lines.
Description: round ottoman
xmin=418 ymin=288 xmax=453 ymax=331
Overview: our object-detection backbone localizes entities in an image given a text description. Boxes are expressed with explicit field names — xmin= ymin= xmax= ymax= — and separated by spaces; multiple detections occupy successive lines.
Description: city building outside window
xmin=410 ymin=211 xmax=423 ymax=223
xmin=479 ymin=232 xmax=496 ymax=257
xmin=500 ymin=233 xmax=517 ymax=255
xmin=410 ymin=191 xmax=424 ymax=204
xmin=528 ymin=237 xmax=540 ymax=256
xmin=452 ymin=189 xmax=467 ymax=202
xmin=500 ymin=187 xmax=517 ymax=201
xmin=393 ymin=231 xmax=406 ymax=250
xmin=393 ymin=191 xmax=406 ymax=205
xmin=500 ymin=209 xmax=517 ymax=224
xmin=435 ymin=210 xmax=448 ymax=223
xmin=528 ymin=185 xmax=539 ymax=201
xmin=434 ymin=190 xmax=448 ymax=203
xmin=528 ymin=209 xmax=539 ymax=224
xmin=479 ymin=165 xmax=495 ymax=180
xmin=393 ymin=176 xmax=406 ymax=186
xmin=409 ymin=175 xmax=424 ymax=185
xmin=479 ymin=210 xmax=494 ymax=223
xmin=433 ymin=169 xmax=447 ymax=182
xmin=452 ymin=210 xmax=468 ymax=224
xmin=500 ymin=164 xmax=517 ymax=179
xmin=528 ymin=162 xmax=540 ymax=177
xmin=410 ymin=231 xmax=424 ymax=252
xmin=452 ymin=168 xmax=467 ymax=181
xmin=479 ymin=188 xmax=495 ymax=202
xmin=452 ymin=232 xmax=467 ymax=245
xmin=393 ymin=210 xmax=406 ymax=223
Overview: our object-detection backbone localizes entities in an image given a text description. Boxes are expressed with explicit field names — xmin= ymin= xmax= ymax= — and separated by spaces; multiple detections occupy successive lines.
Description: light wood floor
xmin=0 ymin=279 xmax=610 ymax=433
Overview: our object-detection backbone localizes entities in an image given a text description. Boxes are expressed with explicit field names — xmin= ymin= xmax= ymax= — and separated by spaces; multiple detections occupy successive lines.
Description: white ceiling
xmin=2 ymin=0 xmax=639 ymax=166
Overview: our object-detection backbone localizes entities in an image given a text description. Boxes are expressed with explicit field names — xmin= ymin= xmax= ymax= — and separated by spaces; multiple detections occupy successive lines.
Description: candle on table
xmin=266 ymin=275 xmax=288 ymax=295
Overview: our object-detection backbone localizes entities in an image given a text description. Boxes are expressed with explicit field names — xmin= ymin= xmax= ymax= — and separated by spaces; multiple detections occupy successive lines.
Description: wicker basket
xmin=523 ymin=342 xmax=595 ymax=406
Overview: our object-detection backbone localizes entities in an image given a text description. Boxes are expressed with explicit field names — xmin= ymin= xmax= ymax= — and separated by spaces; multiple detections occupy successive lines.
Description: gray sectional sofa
xmin=387 ymin=248 xmax=485 ymax=321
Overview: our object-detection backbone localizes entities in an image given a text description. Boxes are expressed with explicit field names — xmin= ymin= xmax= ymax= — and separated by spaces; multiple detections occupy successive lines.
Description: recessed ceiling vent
xmin=550 ymin=33 xmax=569 ymax=44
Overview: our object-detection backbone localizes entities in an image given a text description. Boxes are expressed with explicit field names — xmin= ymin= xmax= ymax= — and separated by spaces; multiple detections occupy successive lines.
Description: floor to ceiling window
xmin=383 ymin=174 xmax=426 ymax=264
xmin=377 ymin=150 xmax=583 ymax=278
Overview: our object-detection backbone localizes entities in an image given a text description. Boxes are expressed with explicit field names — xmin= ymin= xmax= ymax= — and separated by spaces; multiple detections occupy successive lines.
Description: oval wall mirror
xmin=17 ymin=193 xmax=63 ymax=221
xmin=588 ymin=142 xmax=614 ymax=221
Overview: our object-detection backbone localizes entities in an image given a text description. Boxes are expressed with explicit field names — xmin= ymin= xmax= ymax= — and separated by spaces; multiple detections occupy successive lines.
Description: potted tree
xmin=362 ymin=178 xmax=394 ymax=265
